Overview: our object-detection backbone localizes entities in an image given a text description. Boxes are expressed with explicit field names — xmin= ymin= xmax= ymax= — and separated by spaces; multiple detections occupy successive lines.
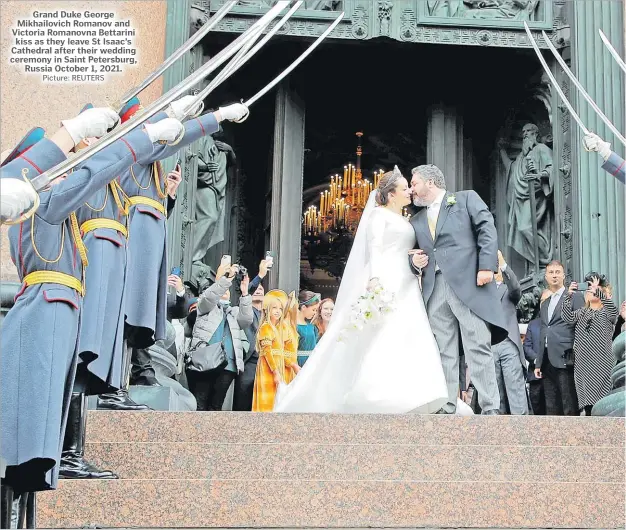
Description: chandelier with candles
xmin=303 ymin=132 xmax=385 ymax=238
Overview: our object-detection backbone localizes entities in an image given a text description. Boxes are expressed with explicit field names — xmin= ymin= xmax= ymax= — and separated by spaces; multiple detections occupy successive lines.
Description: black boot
xmin=96 ymin=389 xmax=152 ymax=411
xmin=59 ymin=393 xmax=119 ymax=479
xmin=97 ymin=341 xmax=152 ymax=410
xmin=1 ymin=483 xmax=14 ymax=529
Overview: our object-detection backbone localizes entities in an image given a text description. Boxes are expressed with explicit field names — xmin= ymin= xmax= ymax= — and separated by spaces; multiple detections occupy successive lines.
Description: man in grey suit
xmin=409 ymin=164 xmax=507 ymax=415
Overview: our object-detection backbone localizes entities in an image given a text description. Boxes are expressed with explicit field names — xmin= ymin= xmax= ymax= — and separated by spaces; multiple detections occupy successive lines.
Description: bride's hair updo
xmin=375 ymin=165 xmax=404 ymax=206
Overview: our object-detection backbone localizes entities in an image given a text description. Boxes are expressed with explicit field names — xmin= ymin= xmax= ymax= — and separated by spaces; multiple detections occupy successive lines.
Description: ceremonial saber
xmin=523 ymin=22 xmax=590 ymax=136
xmin=541 ymin=30 xmax=626 ymax=146
xmin=599 ymin=29 xmax=626 ymax=74
xmin=235 ymin=10 xmax=344 ymax=121
xmin=27 ymin=1 xmax=289 ymax=193
xmin=181 ymin=1 xmax=304 ymax=120
xmin=113 ymin=0 xmax=239 ymax=112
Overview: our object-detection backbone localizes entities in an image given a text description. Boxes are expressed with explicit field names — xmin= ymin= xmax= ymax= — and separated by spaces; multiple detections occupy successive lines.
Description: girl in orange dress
xmin=283 ymin=291 xmax=301 ymax=384
xmin=252 ymin=290 xmax=287 ymax=412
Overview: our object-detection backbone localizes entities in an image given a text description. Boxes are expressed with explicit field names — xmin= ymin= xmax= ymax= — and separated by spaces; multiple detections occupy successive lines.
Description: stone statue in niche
xmin=427 ymin=0 xmax=540 ymax=20
xmin=189 ymin=133 xmax=236 ymax=289
xmin=499 ymin=123 xmax=554 ymax=275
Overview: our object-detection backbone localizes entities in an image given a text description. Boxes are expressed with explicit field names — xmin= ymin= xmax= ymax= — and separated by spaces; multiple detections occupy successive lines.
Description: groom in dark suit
xmin=409 ymin=164 xmax=507 ymax=415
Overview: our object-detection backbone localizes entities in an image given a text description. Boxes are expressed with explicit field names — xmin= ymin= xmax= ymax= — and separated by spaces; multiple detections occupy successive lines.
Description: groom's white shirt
xmin=427 ymin=188 xmax=447 ymax=271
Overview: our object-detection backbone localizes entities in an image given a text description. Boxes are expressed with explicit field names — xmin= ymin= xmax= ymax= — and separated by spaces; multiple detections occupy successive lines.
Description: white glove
xmin=144 ymin=118 xmax=184 ymax=143
xmin=218 ymin=103 xmax=248 ymax=122
xmin=0 ymin=178 xmax=38 ymax=221
xmin=583 ymin=132 xmax=611 ymax=160
xmin=61 ymin=107 xmax=119 ymax=145
xmin=168 ymin=95 xmax=202 ymax=120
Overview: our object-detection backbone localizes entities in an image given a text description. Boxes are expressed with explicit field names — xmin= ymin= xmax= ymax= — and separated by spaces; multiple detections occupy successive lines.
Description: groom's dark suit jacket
xmin=409 ymin=189 xmax=508 ymax=345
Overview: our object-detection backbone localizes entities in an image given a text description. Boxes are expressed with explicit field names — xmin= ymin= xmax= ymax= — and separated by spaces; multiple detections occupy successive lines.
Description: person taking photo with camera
xmin=185 ymin=257 xmax=253 ymax=411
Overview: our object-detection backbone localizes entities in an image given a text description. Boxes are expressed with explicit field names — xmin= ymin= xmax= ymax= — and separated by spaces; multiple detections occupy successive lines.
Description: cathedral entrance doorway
xmin=203 ymin=34 xmax=551 ymax=296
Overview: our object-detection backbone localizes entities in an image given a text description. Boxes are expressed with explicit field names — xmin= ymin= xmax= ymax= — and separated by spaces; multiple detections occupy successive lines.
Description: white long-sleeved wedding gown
xmin=274 ymin=182 xmax=451 ymax=414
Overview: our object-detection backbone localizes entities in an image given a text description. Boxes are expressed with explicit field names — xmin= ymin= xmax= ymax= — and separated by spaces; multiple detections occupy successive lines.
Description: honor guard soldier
xmin=0 ymin=109 xmax=183 ymax=494
xmin=97 ymin=97 xmax=249 ymax=409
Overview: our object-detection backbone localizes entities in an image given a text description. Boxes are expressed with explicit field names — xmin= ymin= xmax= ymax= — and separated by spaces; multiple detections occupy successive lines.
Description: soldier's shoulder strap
xmin=1 ymin=127 xmax=46 ymax=167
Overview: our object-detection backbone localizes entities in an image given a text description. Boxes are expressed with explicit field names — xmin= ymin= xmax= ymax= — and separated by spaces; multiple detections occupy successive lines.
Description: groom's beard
xmin=413 ymin=196 xmax=431 ymax=207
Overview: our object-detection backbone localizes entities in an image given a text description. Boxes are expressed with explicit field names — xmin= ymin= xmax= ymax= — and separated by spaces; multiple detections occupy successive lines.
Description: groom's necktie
xmin=427 ymin=215 xmax=436 ymax=239
xmin=427 ymin=202 xmax=440 ymax=239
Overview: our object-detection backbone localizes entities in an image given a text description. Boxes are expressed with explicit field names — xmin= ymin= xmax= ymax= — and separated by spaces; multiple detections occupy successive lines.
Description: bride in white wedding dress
xmin=274 ymin=166 xmax=454 ymax=414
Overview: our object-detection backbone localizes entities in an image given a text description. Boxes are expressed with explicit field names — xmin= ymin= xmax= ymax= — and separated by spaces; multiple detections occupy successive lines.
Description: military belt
xmin=80 ymin=218 xmax=128 ymax=238
xmin=128 ymin=196 xmax=166 ymax=215
xmin=23 ymin=271 xmax=84 ymax=296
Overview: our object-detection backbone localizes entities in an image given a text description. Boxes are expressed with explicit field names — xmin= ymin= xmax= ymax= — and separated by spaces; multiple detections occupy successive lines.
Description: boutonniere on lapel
xmin=446 ymin=195 xmax=457 ymax=207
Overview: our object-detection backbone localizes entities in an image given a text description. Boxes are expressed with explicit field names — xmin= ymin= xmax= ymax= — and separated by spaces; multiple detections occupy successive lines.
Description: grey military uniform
xmin=75 ymin=178 xmax=130 ymax=394
xmin=122 ymin=111 xmax=220 ymax=348
xmin=0 ymin=129 xmax=154 ymax=492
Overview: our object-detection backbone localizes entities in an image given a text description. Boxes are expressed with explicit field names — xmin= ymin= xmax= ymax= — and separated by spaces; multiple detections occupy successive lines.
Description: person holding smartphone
xmin=165 ymin=162 xmax=183 ymax=216
xmin=562 ymin=273 xmax=619 ymax=415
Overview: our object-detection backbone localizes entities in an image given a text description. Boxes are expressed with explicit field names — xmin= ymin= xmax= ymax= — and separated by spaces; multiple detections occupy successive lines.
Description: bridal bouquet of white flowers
xmin=338 ymin=283 xmax=396 ymax=342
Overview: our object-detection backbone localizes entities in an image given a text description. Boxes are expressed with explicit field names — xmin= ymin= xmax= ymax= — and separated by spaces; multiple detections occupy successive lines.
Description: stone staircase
xmin=37 ymin=412 xmax=625 ymax=529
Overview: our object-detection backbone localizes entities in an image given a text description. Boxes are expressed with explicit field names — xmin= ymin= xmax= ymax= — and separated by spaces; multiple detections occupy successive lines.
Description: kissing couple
xmin=274 ymin=164 xmax=507 ymax=415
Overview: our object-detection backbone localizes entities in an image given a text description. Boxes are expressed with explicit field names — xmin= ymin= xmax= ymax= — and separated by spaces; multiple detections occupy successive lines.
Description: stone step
xmin=85 ymin=441 xmax=621 ymax=482
xmin=85 ymin=411 xmax=625 ymax=446
xmin=36 ymin=412 xmax=625 ymax=529
xmin=37 ymin=479 xmax=623 ymax=529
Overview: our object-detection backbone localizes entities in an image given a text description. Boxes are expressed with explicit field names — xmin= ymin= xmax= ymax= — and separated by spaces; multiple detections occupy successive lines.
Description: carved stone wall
xmin=201 ymin=0 xmax=565 ymax=49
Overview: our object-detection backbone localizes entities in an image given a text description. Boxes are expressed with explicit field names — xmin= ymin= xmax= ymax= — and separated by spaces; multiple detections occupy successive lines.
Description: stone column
xmin=162 ymin=0 xmax=198 ymax=279
xmin=269 ymin=82 xmax=305 ymax=293
xmin=426 ymin=105 xmax=466 ymax=191
xmin=571 ymin=0 xmax=625 ymax=300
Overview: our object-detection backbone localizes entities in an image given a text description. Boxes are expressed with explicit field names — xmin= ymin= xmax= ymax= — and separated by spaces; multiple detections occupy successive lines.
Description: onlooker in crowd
xmin=233 ymin=282 xmax=264 ymax=411
xmin=186 ymin=262 xmax=252 ymax=410
xmin=563 ymin=274 xmax=619 ymax=415
xmin=283 ymin=292 xmax=301 ymax=384
xmin=534 ymin=260 xmax=584 ymax=415
xmin=523 ymin=289 xmax=552 ymax=415
xmin=613 ymin=301 xmax=626 ymax=341
xmin=313 ymin=298 xmax=335 ymax=339
xmin=167 ymin=272 xmax=192 ymax=321
xmin=246 ymin=259 xmax=270 ymax=296
xmin=296 ymin=290 xmax=320 ymax=367
xmin=253 ymin=290 xmax=288 ymax=412
xmin=492 ymin=251 xmax=528 ymax=414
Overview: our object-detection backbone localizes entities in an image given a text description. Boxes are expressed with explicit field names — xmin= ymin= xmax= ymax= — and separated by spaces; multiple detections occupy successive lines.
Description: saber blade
xmin=541 ymin=30 xmax=625 ymax=146
xmin=115 ymin=0 xmax=239 ymax=111
xmin=523 ymin=22 xmax=590 ymax=136
xmin=599 ymin=29 xmax=626 ymax=74
xmin=244 ymin=11 xmax=344 ymax=108
xmin=182 ymin=1 xmax=303 ymax=119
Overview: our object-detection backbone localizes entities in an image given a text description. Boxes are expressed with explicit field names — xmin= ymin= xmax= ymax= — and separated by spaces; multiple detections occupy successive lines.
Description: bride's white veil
xmin=323 ymin=188 xmax=378 ymax=338
xmin=274 ymin=166 xmax=403 ymax=412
